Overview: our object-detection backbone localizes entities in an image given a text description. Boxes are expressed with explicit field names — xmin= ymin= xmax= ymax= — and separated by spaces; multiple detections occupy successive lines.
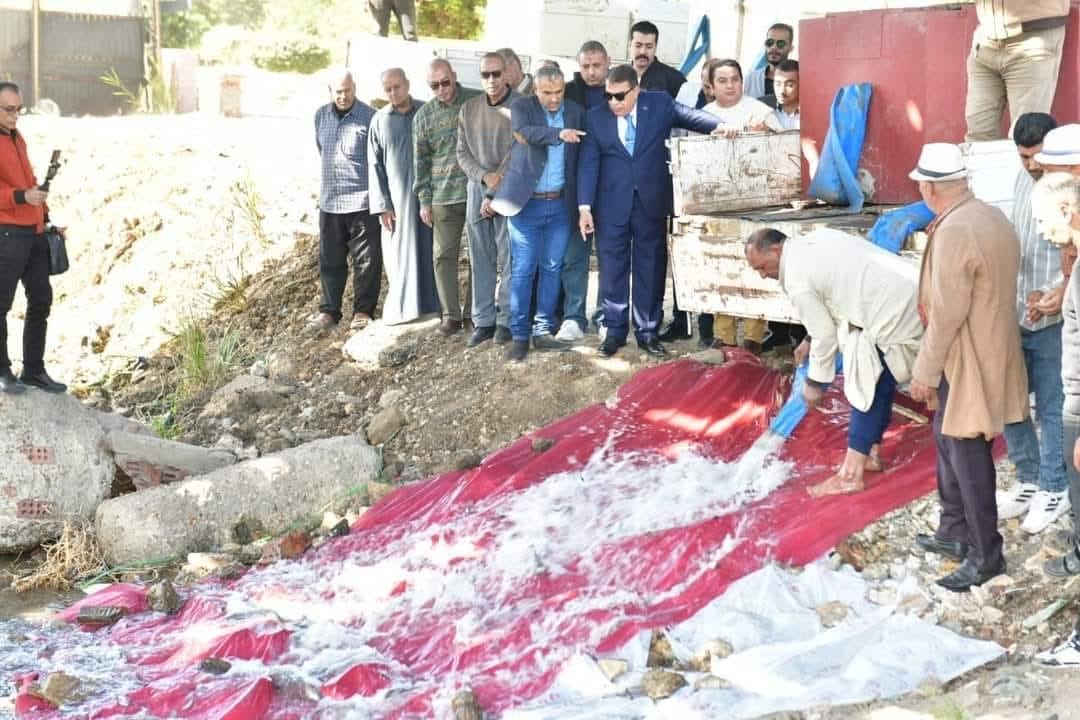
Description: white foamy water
xmin=7 ymin=435 xmax=796 ymax=718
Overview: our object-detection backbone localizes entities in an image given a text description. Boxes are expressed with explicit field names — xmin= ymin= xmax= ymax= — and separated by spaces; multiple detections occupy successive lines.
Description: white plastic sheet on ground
xmin=505 ymin=561 xmax=1004 ymax=719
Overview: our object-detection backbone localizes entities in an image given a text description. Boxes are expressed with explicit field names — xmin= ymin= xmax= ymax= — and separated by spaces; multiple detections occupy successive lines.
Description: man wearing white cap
xmin=1029 ymin=172 xmax=1080 ymax=666
xmin=907 ymin=143 xmax=1029 ymax=592
xmin=1035 ymin=124 xmax=1080 ymax=282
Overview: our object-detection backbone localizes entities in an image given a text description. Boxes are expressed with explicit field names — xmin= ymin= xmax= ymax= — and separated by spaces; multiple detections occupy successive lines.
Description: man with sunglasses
xmin=456 ymin=52 xmax=521 ymax=347
xmin=743 ymin=23 xmax=794 ymax=102
xmin=0 ymin=81 xmax=65 ymax=393
xmin=578 ymin=65 xmax=719 ymax=357
xmin=414 ymin=59 xmax=480 ymax=336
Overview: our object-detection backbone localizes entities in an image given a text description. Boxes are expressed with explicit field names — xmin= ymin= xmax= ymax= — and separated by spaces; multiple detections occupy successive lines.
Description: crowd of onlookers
xmin=309 ymin=20 xmax=801 ymax=361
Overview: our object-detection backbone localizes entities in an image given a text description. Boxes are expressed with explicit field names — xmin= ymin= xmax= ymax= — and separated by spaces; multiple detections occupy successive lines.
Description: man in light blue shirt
xmin=492 ymin=65 xmax=586 ymax=362
xmin=997 ymin=113 xmax=1070 ymax=534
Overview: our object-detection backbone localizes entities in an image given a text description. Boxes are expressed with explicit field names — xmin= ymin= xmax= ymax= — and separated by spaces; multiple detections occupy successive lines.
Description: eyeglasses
xmin=429 ymin=79 xmax=452 ymax=91
xmin=480 ymin=70 xmax=503 ymax=80
xmin=0 ymin=105 xmax=23 ymax=114
xmin=604 ymin=90 xmax=633 ymax=102
xmin=765 ymin=39 xmax=789 ymax=49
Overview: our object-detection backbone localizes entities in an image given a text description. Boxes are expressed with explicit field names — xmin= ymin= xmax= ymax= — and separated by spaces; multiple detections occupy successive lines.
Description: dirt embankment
xmin=13 ymin=113 xmax=319 ymax=388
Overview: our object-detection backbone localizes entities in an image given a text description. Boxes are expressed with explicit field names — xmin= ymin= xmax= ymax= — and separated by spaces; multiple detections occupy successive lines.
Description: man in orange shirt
xmin=0 ymin=82 xmax=65 ymax=394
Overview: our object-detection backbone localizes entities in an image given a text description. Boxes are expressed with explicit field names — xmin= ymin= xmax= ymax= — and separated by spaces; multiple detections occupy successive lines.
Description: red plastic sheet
xmin=13 ymin=355 xmax=938 ymax=719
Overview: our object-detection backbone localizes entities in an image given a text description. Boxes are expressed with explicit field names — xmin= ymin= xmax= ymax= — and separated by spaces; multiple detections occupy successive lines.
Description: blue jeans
xmin=1003 ymin=323 xmax=1067 ymax=493
xmin=508 ymin=197 xmax=570 ymax=341
xmin=848 ymin=351 xmax=897 ymax=455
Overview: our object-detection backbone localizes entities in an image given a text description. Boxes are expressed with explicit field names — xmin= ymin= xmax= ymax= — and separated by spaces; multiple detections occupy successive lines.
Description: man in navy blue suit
xmin=577 ymin=64 xmax=720 ymax=356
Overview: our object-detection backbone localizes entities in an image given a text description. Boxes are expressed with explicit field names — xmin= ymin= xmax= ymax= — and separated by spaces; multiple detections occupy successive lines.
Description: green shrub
xmin=251 ymin=34 xmax=332 ymax=74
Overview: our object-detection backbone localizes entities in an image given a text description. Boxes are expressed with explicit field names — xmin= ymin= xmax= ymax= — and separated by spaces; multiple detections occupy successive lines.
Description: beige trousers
xmin=432 ymin=202 xmax=472 ymax=322
xmin=714 ymin=315 xmax=767 ymax=345
xmin=965 ymin=26 xmax=1065 ymax=141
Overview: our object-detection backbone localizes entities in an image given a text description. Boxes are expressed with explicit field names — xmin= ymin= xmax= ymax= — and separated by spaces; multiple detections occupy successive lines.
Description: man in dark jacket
xmin=631 ymin=21 xmax=686 ymax=98
xmin=493 ymin=65 xmax=585 ymax=361
xmin=566 ymin=40 xmax=609 ymax=111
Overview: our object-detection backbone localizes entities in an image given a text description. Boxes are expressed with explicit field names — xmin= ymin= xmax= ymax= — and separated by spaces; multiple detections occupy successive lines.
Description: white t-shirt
xmin=705 ymin=95 xmax=783 ymax=132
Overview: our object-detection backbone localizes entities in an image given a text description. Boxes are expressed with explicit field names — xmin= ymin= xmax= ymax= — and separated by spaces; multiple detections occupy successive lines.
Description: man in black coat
xmin=631 ymin=20 xmax=686 ymax=99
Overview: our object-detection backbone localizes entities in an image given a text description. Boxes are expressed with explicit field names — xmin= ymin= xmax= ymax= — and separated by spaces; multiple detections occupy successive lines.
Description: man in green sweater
xmin=456 ymin=52 xmax=521 ymax=347
xmin=413 ymin=59 xmax=480 ymax=335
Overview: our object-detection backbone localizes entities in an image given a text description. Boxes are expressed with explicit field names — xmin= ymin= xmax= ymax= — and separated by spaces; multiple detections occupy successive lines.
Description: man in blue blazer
xmin=493 ymin=65 xmax=586 ymax=362
xmin=578 ymin=64 xmax=720 ymax=356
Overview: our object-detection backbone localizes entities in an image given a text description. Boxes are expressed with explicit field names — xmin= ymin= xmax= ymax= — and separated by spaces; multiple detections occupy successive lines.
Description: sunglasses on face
xmin=429 ymin=79 xmax=452 ymax=90
xmin=480 ymin=70 xmax=503 ymax=80
xmin=604 ymin=90 xmax=632 ymax=102
xmin=765 ymin=39 xmax=789 ymax=49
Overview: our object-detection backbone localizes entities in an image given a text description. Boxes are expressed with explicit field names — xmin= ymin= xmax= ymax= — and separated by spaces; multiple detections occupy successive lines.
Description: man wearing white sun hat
xmin=907 ymin=142 xmax=1029 ymax=593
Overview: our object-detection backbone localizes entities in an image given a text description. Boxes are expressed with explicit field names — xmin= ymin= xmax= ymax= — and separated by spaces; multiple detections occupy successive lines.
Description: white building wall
xmin=0 ymin=0 xmax=142 ymax=15
xmin=483 ymin=0 xmax=972 ymax=72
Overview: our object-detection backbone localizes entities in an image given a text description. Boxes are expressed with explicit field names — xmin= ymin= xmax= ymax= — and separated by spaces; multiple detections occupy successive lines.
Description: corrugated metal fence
xmin=0 ymin=8 xmax=144 ymax=115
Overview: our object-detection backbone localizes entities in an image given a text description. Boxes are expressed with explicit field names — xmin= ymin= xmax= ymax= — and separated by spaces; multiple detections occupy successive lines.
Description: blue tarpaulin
xmin=867 ymin=202 xmax=936 ymax=254
xmin=808 ymin=83 xmax=873 ymax=212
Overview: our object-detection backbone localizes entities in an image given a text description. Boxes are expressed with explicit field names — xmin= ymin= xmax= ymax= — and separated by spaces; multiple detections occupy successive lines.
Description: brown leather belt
xmin=532 ymin=189 xmax=563 ymax=200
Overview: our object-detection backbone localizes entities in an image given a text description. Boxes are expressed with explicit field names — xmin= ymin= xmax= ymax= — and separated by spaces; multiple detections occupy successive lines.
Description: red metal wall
xmin=800 ymin=2 xmax=1080 ymax=204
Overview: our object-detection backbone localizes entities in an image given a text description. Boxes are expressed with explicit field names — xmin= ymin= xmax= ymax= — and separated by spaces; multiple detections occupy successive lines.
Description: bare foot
xmin=807 ymin=473 xmax=865 ymax=498
xmin=865 ymin=455 xmax=886 ymax=473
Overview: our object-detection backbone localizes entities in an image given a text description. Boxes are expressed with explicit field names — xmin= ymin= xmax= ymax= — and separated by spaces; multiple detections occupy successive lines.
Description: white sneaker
xmin=996 ymin=482 xmax=1037 ymax=520
xmin=1035 ymin=630 xmax=1080 ymax=667
xmin=555 ymin=320 xmax=585 ymax=343
xmin=1021 ymin=490 xmax=1071 ymax=534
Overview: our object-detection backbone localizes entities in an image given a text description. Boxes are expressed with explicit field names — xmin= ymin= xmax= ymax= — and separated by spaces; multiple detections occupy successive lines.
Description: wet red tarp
xmin=15 ymin=355 xmax=939 ymax=718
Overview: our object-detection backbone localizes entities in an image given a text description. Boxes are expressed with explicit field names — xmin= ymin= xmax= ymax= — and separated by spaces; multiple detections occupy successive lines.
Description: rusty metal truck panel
xmin=669 ymin=131 xmax=802 ymax=216
xmin=668 ymin=208 xmax=924 ymax=322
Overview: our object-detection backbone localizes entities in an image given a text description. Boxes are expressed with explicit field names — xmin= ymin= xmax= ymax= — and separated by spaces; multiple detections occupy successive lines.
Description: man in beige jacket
xmin=965 ymin=0 xmax=1069 ymax=141
xmin=908 ymin=143 xmax=1029 ymax=592
xmin=745 ymin=227 xmax=923 ymax=497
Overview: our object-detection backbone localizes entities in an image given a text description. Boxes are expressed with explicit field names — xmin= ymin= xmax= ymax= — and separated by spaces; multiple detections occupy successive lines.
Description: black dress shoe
xmin=598 ymin=337 xmax=625 ymax=357
xmin=658 ymin=320 xmax=691 ymax=342
xmin=915 ymin=533 xmax=968 ymax=562
xmin=494 ymin=325 xmax=512 ymax=344
xmin=0 ymin=369 xmax=26 ymax=394
xmin=638 ymin=338 xmax=668 ymax=356
xmin=697 ymin=334 xmax=716 ymax=350
xmin=467 ymin=325 xmax=496 ymax=347
xmin=19 ymin=369 xmax=66 ymax=394
xmin=935 ymin=558 xmax=1006 ymax=593
xmin=437 ymin=318 xmax=463 ymax=336
xmin=505 ymin=340 xmax=529 ymax=362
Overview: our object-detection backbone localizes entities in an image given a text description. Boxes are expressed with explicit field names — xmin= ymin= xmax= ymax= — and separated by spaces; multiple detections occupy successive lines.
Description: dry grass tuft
xmin=10 ymin=520 xmax=107 ymax=593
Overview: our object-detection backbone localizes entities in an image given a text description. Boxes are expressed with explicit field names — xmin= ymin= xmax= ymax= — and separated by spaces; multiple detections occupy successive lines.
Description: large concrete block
xmin=95 ymin=436 xmax=379 ymax=566
xmin=0 ymin=392 xmax=115 ymax=552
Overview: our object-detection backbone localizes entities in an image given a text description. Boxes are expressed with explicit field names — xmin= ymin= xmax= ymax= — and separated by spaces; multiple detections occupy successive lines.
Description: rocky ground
xmin=4 ymin=112 xmax=1080 ymax=719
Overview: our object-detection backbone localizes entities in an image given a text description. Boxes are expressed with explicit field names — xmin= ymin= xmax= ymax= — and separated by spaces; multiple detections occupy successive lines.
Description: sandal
xmin=1044 ymin=547 xmax=1080 ymax=578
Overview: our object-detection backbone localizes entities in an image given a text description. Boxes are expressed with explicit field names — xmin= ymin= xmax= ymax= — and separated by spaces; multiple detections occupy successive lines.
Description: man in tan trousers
xmin=907 ymin=143 xmax=1029 ymax=592
xmin=965 ymin=0 xmax=1069 ymax=141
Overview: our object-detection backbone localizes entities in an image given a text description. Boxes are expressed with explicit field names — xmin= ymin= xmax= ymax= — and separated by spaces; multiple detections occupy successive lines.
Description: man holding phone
xmin=0 ymin=81 xmax=65 ymax=394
